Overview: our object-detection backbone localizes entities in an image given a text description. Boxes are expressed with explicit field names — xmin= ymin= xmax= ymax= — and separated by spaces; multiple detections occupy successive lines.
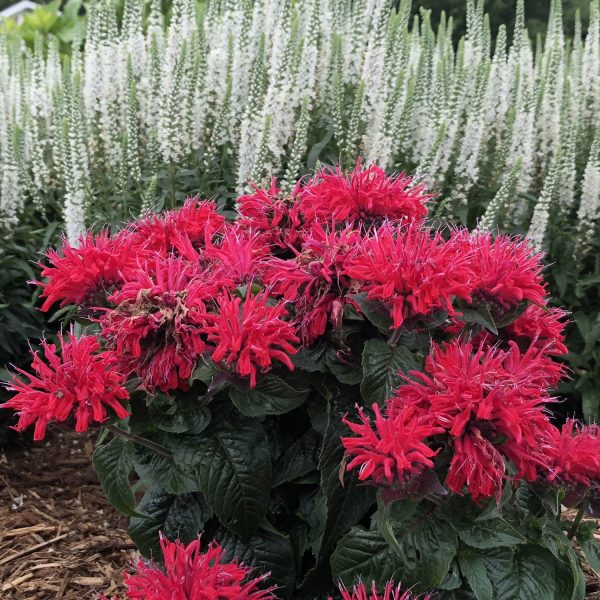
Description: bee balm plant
xmin=4 ymin=162 xmax=599 ymax=599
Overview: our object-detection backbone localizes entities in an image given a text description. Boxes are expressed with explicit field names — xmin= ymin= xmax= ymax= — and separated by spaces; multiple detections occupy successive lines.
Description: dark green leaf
xmin=325 ymin=347 xmax=362 ymax=385
xmin=217 ymin=528 xmax=296 ymax=599
xmin=174 ymin=418 xmax=271 ymax=538
xmin=93 ymin=437 xmax=140 ymax=517
xmin=581 ymin=536 xmax=600 ymax=572
xmin=459 ymin=517 xmax=525 ymax=549
xmin=332 ymin=508 xmax=457 ymax=591
xmin=230 ymin=375 xmax=309 ymax=418
xmin=318 ymin=401 xmax=376 ymax=559
xmin=458 ymin=546 xmax=493 ymax=600
xmin=291 ymin=340 xmax=328 ymax=372
xmin=134 ymin=432 xmax=200 ymax=494
xmin=330 ymin=527 xmax=399 ymax=586
xmin=582 ymin=388 xmax=600 ymax=422
xmin=128 ymin=485 xmax=211 ymax=557
xmin=459 ymin=306 xmax=499 ymax=335
xmin=494 ymin=545 xmax=559 ymax=600
xmin=349 ymin=292 xmax=392 ymax=333
xmin=360 ymin=339 xmax=419 ymax=405
xmin=156 ymin=404 xmax=211 ymax=434
xmin=190 ymin=356 xmax=218 ymax=383
xmin=272 ymin=429 xmax=321 ymax=486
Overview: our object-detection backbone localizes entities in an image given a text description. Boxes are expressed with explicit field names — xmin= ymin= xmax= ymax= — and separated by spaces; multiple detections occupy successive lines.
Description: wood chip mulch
xmin=1 ymin=429 xmax=600 ymax=599
xmin=0 ymin=429 xmax=135 ymax=599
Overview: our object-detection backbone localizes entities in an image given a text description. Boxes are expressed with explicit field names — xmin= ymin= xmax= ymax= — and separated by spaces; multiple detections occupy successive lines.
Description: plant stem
xmin=107 ymin=424 xmax=173 ymax=458
xmin=567 ymin=500 xmax=588 ymax=540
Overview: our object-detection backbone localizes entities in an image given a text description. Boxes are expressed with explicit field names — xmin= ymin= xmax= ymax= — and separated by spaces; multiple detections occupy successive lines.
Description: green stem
xmin=107 ymin=424 xmax=173 ymax=458
xmin=567 ymin=500 xmax=588 ymax=540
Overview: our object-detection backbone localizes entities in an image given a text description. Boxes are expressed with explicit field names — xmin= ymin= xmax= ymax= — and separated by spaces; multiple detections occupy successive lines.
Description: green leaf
xmin=349 ymin=292 xmax=392 ymax=333
xmin=272 ymin=429 xmax=321 ymax=486
xmin=93 ymin=437 xmax=140 ymax=518
xmin=134 ymin=446 xmax=202 ymax=495
xmin=129 ymin=485 xmax=211 ymax=557
xmin=493 ymin=545 xmax=559 ymax=600
xmin=318 ymin=401 xmax=376 ymax=559
xmin=458 ymin=546 xmax=493 ymax=600
xmin=538 ymin=519 xmax=585 ymax=600
xmin=330 ymin=527 xmax=399 ymax=586
xmin=325 ymin=347 xmax=362 ymax=385
xmin=582 ymin=388 xmax=600 ymax=422
xmin=217 ymin=527 xmax=296 ymax=599
xmin=291 ymin=340 xmax=328 ymax=372
xmin=459 ymin=306 xmax=499 ymax=335
xmin=230 ymin=375 xmax=309 ymax=418
xmin=459 ymin=517 xmax=525 ymax=549
xmin=156 ymin=403 xmax=211 ymax=434
xmin=190 ymin=356 xmax=218 ymax=383
xmin=360 ymin=339 xmax=419 ymax=405
xmin=581 ymin=536 xmax=600 ymax=572
xmin=332 ymin=508 xmax=457 ymax=591
xmin=174 ymin=418 xmax=271 ymax=538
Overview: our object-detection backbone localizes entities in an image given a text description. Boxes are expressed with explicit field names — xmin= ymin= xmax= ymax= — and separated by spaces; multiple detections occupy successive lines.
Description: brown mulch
xmin=1 ymin=430 xmax=600 ymax=600
xmin=0 ymin=429 xmax=135 ymax=599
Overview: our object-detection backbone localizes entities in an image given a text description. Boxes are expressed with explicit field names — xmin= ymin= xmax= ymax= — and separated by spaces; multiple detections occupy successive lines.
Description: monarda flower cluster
xmin=100 ymin=534 xmax=426 ymax=600
xmin=0 ymin=162 xmax=598 ymax=536
xmin=101 ymin=535 xmax=276 ymax=600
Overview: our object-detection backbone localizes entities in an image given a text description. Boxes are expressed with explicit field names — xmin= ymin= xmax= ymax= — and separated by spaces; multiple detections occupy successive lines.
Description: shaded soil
xmin=0 ymin=429 xmax=134 ymax=599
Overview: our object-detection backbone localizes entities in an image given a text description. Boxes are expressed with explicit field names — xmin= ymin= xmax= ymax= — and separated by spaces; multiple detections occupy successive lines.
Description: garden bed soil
xmin=1 ymin=429 xmax=600 ymax=599
xmin=0 ymin=429 xmax=135 ymax=599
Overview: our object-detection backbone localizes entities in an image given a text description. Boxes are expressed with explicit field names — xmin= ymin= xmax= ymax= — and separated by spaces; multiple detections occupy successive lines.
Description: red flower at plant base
xmin=38 ymin=230 xmax=131 ymax=311
xmin=455 ymin=230 xmax=546 ymax=313
xmin=298 ymin=160 xmax=432 ymax=226
xmin=264 ymin=223 xmax=363 ymax=344
xmin=103 ymin=534 xmax=276 ymax=600
xmin=206 ymin=292 xmax=299 ymax=387
xmin=342 ymin=404 xmax=443 ymax=486
xmin=2 ymin=333 xmax=129 ymax=441
xmin=542 ymin=420 xmax=600 ymax=488
xmin=100 ymin=256 xmax=217 ymax=393
xmin=237 ymin=179 xmax=303 ymax=248
xmin=386 ymin=340 xmax=561 ymax=501
xmin=346 ymin=223 xmax=474 ymax=328
xmin=126 ymin=197 xmax=225 ymax=260
xmin=333 ymin=580 xmax=432 ymax=600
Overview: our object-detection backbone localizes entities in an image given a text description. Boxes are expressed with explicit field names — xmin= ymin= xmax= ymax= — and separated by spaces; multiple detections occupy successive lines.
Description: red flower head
xmin=342 ymin=404 xmax=442 ymax=486
xmin=237 ymin=179 xmax=302 ymax=248
xmin=2 ymin=333 xmax=129 ymax=440
xmin=446 ymin=429 xmax=506 ymax=504
xmin=205 ymin=225 xmax=270 ymax=286
xmin=456 ymin=230 xmax=546 ymax=312
xmin=346 ymin=223 xmax=473 ymax=328
xmin=205 ymin=292 xmax=299 ymax=387
xmin=542 ymin=420 xmax=600 ymax=488
xmin=333 ymin=580 xmax=433 ymax=600
xmin=127 ymin=198 xmax=225 ymax=260
xmin=264 ymin=223 xmax=363 ymax=344
xmin=506 ymin=304 xmax=568 ymax=355
xmin=109 ymin=534 xmax=276 ymax=600
xmin=100 ymin=256 xmax=217 ymax=393
xmin=38 ymin=230 xmax=131 ymax=311
xmin=298 ymin=159 xmax=431 ymax=226
xmin=388 ymin=340 xmax=560 ymax=501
